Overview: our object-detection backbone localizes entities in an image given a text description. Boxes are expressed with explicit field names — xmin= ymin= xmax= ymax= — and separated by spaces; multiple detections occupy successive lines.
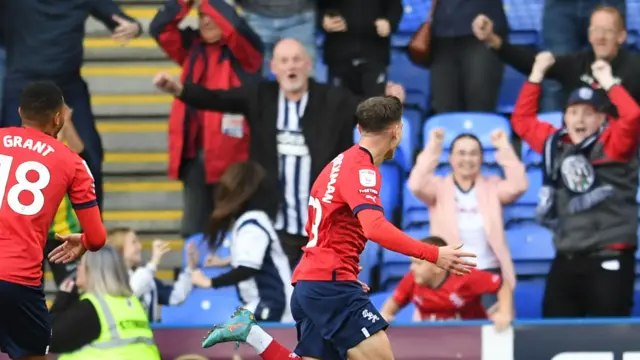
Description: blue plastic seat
xmin=504 ymin=167 xmax=542 ymax=223
xmin=369 ymin=291 xmax=418 ymax=323
xmin=402 ymin=180 xmax=429 ymax=230
xmin=403 ymin=108 xmax=424 ymax=155
xmin=380 ymin=162 xmax=402 ymax=222
xmin=504 ymin=0 xmax=543 ymax=46
xmin=183 ymin=233 xmax=231 ymax=268
xmin=496 ymin=66 xmax=527 ymax=114
xmin=397 ymin=0 xmax=430 ymax=34
xmin=506 ymin=222 xmax=554 ymax=276
xmin=514 ymin=278 xmax=545 ymax=319
xmin=537 ymin=112 xmax=563 ymax=128
xmin=423 ymin=113 xmax=511 ymax=164
xmin=160 ymin=289 xmax=242 ymax=325
xmin=388 ymin=50 xmax=430 ymax=111
xmin=380 ymin=250 xmax=411 ymax=291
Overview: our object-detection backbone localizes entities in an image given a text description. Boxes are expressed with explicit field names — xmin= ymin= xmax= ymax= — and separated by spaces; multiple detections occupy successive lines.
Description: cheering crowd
xmin=1 ymin=0 xmax=640 ymax=358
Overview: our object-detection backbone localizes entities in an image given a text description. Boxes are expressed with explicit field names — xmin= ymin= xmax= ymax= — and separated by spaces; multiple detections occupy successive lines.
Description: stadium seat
xmin=380 ymin=250 xmax=410 ymax=291
xmin=633 ymin=280 xmax=640 ymax=317
xmin=423 ymin=113 xmax=511 ymax=163
xmin=503 ymin=0 xmax=543 ymax=45
xmin=496 ymin=66 xmax=527 ymax=114
xmin=506 ymin=222 xmax=554 ymax=276
xmin=388 ymin=50 xmax=430 ymax=111
xmin=369 ymin=291 xmax=418 ymax=323
xmin=183 ymin=233 xmax=231 ymax=268
xmin=161 ymin=289 xmax=242 ymax=326
xmin=402 ymin=180 xmax=429 ymax=230
xmin=380 ymin=162 xmax=403 ymax=223
xmin=398 ymin=0 xmax=430 ymax=34
xmin=504 ymin=167 xmax=542 ymax=223
xmin=520 ymin=112 xmax=563 ymax=165
xmin=537 ymin=112 xmax=563 ymax=128
xmin=514 ymin=278 xmax=545 ymax=319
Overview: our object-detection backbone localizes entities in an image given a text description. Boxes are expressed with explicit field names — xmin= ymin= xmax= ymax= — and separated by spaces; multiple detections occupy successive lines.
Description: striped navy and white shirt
xmin=232 ymin=210 xmax=293 ymax=322
xmin=274 ymin=90 xmax=311 ymax=236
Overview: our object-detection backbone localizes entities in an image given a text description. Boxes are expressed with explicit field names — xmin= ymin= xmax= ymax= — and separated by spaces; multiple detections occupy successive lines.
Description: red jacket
xmin=150 ymin=0 xmax=263 ymax=183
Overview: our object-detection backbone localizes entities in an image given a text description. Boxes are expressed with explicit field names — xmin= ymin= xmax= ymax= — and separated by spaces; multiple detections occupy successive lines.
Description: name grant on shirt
xmin=2 ymin=135 xmax=55 ymax=156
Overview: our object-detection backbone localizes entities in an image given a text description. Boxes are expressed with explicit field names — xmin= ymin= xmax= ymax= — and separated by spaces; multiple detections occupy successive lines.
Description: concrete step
xmin=86 ymin=7 xmax=199 ymax=37
xmin=104 ymin=176 xmax=183 ymax=211
xmin=98 ymin=120 xmax=168 ymax=153
xmin=104 ymin=151 xmax=168 ymax=175
xmin=84 ymin=62 xmax=179 ymax=95
xmin=84 ymin=37 xmax=167 ymax=61
xmin=91 ymin=93 xmax=172 ymax=117
xmin=104 ymin=209 xmax=182 ymax=233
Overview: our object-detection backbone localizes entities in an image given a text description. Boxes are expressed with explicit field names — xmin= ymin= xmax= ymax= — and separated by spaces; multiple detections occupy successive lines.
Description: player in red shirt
xmin=0 ymin=82 xmax=106 ymax=360
xmin=200 ymin=96 xmax=476 ymax=360
xmin=380 ymin=236 xmax=513 ymax=330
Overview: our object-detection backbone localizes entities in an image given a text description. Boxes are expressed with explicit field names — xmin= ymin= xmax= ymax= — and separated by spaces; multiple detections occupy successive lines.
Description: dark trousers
xmin=542 ymin=250 xmax=636 ymax=318
xmin=42 ymin=235 xmax=78 ymax=288
xmin=277 ymin=231 xmax=308 ymax=271
xmin=179 ymin=152 xmax=215 ymax=238
xmin=2 ymin=76 xmax=104 ymax=208
xmin=429 ymin=36 xmax=504 ymax=114
xmin=328 ymin=60 xmax=387 ymax=98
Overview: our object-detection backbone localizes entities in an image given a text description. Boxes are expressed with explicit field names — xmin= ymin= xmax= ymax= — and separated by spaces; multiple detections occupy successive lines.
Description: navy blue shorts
xmin=0 ymin=280 xmax=51 ymax=359
xmin=291 ymin=281 xmax=388 ymax=360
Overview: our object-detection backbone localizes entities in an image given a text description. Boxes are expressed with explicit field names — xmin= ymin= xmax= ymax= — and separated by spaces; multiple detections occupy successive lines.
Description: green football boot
xmin=202 ymin=307 xmax=257 ymax=349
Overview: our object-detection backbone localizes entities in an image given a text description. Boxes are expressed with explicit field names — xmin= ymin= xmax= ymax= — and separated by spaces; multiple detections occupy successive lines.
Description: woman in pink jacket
xmin=408 ymin=128 xmax=527 ymax=309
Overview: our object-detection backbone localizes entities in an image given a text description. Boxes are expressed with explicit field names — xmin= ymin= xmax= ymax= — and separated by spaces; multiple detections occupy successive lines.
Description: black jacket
xmin=495 ymin=43 xmax=640 ymax=110
xmin=178 ymin=80 xmax=360 ymax=219
xmin=3 ymin=0 xmax=141 ymax=79
xmin=318 ymin=0 xmax=403 ymax=67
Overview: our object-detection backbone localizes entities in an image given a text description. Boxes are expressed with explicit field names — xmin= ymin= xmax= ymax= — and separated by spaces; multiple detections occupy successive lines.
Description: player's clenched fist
xmin=153 ymin=72 xmax=183 ymax=96
xmin=436 ymin=244 xmax=476 ymax=276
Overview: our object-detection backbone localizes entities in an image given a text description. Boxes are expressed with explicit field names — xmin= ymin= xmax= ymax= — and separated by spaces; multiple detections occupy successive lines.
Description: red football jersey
xmin=393 ymin=269 xmax=502 ymax=320
xmin=0 ymin=127 xmax=97 ymax=286
xmin=292 ymin=145 xmax=383 ymax=283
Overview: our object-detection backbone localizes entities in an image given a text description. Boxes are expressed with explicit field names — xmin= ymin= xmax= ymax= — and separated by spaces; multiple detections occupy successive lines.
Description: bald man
xmin=155 ymin=38 xmax=405 ymax=269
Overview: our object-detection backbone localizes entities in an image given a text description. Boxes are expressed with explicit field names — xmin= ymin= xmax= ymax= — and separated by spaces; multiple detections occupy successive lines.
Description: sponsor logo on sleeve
xmin=359 ymin=169 xmax=376 ymax=187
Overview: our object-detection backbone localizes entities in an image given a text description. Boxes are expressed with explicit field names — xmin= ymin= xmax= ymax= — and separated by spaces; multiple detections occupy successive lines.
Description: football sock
xmin=246 ymin=326 xmax=299 ymax=359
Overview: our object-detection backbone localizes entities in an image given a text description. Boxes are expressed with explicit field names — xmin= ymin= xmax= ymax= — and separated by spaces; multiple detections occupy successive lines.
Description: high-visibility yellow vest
xmin=58 ymin=293 xmax=161 ymax=360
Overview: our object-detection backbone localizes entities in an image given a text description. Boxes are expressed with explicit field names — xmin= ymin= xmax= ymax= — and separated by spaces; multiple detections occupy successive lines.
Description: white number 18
xmin=0 ymin=154 xmax=51 ymax=215
xmin=306 ymin=196 xmax=322 ymax=248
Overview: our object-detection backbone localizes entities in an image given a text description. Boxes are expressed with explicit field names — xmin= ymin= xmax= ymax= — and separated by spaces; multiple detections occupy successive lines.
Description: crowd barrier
xmin=11 ymin=318 xmax=639 ymax=360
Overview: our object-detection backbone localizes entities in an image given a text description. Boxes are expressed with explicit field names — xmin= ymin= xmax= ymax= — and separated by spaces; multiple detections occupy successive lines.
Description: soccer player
xmin=380 ymin=236 xmax=513 ymax=330
xmin=0 ymin=81 xmax=106 ymax=360
xmin=200 ymin=96 xmax=476 ymax=360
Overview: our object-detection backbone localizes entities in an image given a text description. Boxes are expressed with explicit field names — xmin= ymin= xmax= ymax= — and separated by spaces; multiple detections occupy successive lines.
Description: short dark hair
xmin=19 ymin=81 xmax=64 ymax=123
xmin=355 ymin=96 xmax=403 ymax=133
xmin=421 ymin=236 xmax=447 ymax=247
xmin=451 ymin=133 xmax=483 ymax=154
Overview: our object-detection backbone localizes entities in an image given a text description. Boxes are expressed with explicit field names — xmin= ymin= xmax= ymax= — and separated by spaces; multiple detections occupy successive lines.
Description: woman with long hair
xmin=408 ymin=128 xmax=527 ymax=311
xmin=191 ymin=161 xmax=293 ymax=322
xmin=49 ymin=246 xmax=161 ymax=359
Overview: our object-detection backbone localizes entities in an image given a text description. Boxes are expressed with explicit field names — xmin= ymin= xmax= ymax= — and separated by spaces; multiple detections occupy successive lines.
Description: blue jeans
xmin=541 ymin=0 xmax=626 ymax=111
xmin=243 ymin=10 xmax=316 ymax=76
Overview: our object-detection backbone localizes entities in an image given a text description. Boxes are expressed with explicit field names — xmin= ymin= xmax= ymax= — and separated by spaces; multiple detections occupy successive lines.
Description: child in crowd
xmin=107 ymin=228 xmax=197 ymax=322
xmin=380 ymin=236 xmax=513 ymax=330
